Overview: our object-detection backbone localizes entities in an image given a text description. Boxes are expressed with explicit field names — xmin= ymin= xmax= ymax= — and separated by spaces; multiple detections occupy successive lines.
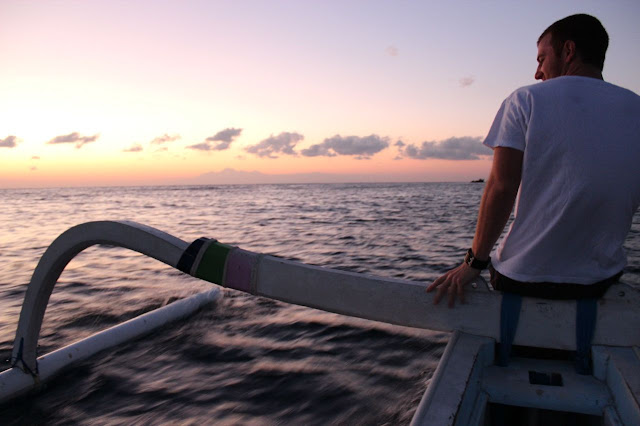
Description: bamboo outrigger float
xmin=1 ymin=221 xmax=639 ymax=424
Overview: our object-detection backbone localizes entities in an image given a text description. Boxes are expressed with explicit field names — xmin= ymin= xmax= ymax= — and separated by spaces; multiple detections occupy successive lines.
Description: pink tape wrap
xmin=224 ymin=248 xmax=258 ymax=293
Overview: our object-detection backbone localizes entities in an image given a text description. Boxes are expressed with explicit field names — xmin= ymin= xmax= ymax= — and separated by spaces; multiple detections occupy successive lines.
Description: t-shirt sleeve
xmin=483 ymin=91 xmax=528 ymax=152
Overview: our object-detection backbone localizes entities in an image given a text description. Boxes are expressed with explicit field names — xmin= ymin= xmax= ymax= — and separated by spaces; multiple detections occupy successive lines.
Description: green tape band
xmin=195 ymin=241 xmax=232 ymax=285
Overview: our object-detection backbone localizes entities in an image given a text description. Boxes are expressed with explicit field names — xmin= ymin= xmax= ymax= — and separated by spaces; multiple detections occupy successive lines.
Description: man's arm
xmin=426 ymin=147 xmax=523 ymax=307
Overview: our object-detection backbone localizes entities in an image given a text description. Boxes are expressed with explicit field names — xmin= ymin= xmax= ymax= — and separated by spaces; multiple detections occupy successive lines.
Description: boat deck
xmin=411 ymin=331 xmax=639 ymax=425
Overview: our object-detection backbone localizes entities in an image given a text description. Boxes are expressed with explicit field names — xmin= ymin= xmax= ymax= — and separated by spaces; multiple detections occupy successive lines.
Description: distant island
xmin=471 ymin=179 xmax=485 ymax=183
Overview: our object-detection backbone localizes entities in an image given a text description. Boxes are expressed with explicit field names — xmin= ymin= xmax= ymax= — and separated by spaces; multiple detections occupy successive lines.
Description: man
xmin=427 ymin=14 xmax=640 ymax=307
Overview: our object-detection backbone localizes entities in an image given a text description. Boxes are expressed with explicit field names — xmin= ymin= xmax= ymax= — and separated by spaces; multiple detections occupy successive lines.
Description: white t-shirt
xmin=484 ymin=76 xmax=640 ymax=284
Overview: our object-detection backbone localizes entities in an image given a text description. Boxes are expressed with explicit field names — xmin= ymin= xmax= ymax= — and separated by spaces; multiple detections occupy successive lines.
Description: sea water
xmin=0 ymin=183 xmax=638 ymax=424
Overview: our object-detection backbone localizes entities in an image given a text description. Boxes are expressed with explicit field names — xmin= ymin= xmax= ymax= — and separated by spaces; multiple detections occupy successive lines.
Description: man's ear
xmin=562 ymin=40 xmax=577 ymax=63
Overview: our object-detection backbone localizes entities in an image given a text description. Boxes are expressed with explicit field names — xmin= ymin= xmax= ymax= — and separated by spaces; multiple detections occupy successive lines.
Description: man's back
xmin=486 ymin=76 xmax=640 ymax=284
xmin=429 ymin=14 xmax=639 ymax=307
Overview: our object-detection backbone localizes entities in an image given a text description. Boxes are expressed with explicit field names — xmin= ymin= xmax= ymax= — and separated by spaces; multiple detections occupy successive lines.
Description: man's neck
xmin=563 ymin=62 xmax=604 ymax=80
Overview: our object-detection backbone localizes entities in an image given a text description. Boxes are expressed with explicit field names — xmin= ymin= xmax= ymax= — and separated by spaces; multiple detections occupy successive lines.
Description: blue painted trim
xmin=575 ymin=298 xmax=597 ymax=375
xmin=497 ymin=292 xmax=522 ymax=367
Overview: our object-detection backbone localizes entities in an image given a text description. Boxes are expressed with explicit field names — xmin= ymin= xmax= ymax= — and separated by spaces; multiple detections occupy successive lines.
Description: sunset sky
xmin=2 ymin=1 xmax=639 ymax=188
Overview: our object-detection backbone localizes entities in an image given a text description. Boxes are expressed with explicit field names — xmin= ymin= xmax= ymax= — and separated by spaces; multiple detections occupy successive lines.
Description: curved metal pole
xmin=11 ymin=220 xmax=189 ymax=375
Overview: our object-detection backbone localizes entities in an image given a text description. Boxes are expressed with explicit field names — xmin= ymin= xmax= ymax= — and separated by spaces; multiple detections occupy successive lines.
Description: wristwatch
xmin=464 ymin=248 xmax=491 ymax=270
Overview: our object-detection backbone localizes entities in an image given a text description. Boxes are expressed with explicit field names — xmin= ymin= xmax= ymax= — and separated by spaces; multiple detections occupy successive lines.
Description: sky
xmin=1 ymin=0 xmax=639 ymax=188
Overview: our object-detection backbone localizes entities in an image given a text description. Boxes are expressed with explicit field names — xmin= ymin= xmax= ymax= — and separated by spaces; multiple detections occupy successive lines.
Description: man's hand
xmin=426 ymin=263 xmax=481 ymax=308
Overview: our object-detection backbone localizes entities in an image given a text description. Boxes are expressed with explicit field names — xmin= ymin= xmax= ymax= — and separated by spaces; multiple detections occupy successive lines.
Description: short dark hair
xmin=538 ymin=14 xmax=609 ymax=71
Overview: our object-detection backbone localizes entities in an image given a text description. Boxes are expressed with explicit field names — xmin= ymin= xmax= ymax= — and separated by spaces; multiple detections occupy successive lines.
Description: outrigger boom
xmin=1 ymin=221 xmax=639 ymax=424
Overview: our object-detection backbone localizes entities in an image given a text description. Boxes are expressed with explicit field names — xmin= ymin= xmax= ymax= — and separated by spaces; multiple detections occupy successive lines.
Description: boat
xmin=1 ymin=221 xmax=638 ymax=424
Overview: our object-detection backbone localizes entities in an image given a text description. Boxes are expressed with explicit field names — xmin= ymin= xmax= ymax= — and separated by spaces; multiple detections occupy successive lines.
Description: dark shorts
xmin=489 ymin=266 xmax=622 ymax=300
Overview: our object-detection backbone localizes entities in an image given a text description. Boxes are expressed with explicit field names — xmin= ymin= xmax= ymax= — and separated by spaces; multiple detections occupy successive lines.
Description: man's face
xmin=535 ymin=33 xmax=563 ymax=81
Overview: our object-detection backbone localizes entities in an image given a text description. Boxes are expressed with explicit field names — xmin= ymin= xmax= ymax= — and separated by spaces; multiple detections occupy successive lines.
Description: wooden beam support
xmin=410 ymin=331 xmax=494 ymax=426
xmin=482 ymin=357 xmax=612 ymax=415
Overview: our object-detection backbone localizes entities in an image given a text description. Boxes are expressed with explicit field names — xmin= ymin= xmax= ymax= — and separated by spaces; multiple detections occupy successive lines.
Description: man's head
xmin=535 ymin=14 xmax=609 ymax=81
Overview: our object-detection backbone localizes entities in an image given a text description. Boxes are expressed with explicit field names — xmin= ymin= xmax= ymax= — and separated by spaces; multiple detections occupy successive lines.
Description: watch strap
xmin=465 ymin=248 xmax=490 ymax=270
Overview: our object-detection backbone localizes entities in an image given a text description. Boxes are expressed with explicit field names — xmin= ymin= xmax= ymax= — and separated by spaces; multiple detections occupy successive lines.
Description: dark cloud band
xmin=187 ymin=142 xmax=215 ymax=151
xmin=151 ymin=134 xmax=181 ymax=144
xmin=301 ymin=134 xmax=389 ymax=159
xmin=186 ymin=128 xmax=244 ymax=152
xmin=47 ymin=132 xmax=99 ymax=149
xmin=0 ymin=135 xmax=19 ymax=148
xmin=245 ymin=132 xmax=304 ymax=158
xmin=207 ymin=128 xmax=242 ymax=144
xmin=398 ymin=136 xmax=491 ymax=160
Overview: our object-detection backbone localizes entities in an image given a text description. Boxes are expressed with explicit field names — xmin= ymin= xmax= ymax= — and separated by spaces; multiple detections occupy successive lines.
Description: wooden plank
xmin=465 ymin=390 xmax=489 ymax=426
xmin=601 ymin=347 xmax=640 ymax=425
xmin=482 ymin=357 xmax=612 ymax=415
xmin=254 ymin=255 xmax=640 ymax=350
xmin=410 ymin=331 xmax=494 ymax=426
xmin=603 ymin=406 xmax=625 ymax=426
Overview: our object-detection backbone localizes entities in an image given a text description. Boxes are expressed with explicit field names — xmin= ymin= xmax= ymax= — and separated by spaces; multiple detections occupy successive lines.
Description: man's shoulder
xmin=510 ymin=77 xmax=640 ymax=101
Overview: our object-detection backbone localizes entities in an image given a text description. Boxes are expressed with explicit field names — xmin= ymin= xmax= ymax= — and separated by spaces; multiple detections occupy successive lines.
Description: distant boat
xmin=471 ymin=178 xmax=485 ymax=183
xmin=2 ymin=221 xmax=639 ymax=424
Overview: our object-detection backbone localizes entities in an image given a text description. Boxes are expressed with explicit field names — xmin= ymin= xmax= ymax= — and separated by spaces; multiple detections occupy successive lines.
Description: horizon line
xmin=0 ymin=179 xmax=486 ymax=191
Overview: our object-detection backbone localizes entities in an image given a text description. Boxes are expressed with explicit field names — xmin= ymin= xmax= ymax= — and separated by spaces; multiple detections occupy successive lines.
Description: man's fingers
xmin=427 ymin=275 xmax=445 ymax=292
xmin=434 ymin=284 xmax=447 ymax=304
xmin=448 ymin=282 xmax=458 ymax=308
xmin=429 ymin=264 xmax=479 ymax=307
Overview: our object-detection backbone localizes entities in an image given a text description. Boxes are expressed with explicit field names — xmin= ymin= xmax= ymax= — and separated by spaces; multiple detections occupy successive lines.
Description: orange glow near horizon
xmin=1 ymin=137 xmax=493 ymax=188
